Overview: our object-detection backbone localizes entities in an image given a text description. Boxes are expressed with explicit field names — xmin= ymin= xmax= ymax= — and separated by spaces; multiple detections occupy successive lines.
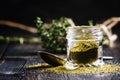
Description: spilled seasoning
xmin=27 ymin=63 xmax=120 ymax=74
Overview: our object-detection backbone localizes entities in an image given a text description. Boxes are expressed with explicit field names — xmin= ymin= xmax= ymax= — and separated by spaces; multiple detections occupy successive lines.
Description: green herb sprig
xmin=88 ymin=20 xmax=93 ymax=26
xmin=36 ymin=17 xmax=70 ymax=53
xmin=0 ymin=36 xmax=41 ymax=44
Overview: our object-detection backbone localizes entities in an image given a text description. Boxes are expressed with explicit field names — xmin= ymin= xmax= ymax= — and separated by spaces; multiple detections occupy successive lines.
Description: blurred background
xmin=0 ymin=0 xmax=120 ymax=25
xmin=0 ymin=0 xmax=120 ymax=40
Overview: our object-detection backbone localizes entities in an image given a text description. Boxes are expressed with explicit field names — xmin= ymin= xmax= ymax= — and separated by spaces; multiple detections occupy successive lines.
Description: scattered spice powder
xmin=27 ymin=63 xmax=120 ymax=74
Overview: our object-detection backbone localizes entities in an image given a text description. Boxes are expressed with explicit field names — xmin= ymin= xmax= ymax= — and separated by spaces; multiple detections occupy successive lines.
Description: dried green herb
xmin=69 ymin=41 xmax=99 ymax=64
xmin=0 ymin=36 xmax=41 ymax=44
xmin=36 ymin=17 xmax=70 ymax=52
xmin=0 ymin=35 xmax=41 ymax=44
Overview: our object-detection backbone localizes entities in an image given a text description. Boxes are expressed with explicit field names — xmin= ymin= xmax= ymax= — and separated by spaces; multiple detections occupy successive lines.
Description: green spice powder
xmin=69 ymin=41 xmax=99 ymax=64
xmin=27 ymin=63 xmax=120 ymax=74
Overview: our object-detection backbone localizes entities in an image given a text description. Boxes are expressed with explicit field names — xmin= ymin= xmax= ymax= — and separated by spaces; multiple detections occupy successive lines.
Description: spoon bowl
xmin=37 ymin=51 xmax=66 ymax=66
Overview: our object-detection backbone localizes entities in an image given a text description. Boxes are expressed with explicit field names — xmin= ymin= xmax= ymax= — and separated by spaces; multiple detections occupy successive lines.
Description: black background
xmin=0 ymin=0 xmax=120 ymax=25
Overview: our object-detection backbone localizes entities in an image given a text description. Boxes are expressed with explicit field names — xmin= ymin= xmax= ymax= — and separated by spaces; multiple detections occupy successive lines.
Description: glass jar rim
xmin=66 ymin=25 xmax=101 ymax=30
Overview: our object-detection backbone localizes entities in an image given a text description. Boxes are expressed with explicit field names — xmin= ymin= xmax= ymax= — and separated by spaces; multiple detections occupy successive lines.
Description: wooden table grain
xmin=0 ymin=43 xmax=120 ymax=80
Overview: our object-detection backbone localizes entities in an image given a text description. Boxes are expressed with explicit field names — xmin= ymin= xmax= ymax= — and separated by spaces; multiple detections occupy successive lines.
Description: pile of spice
xmin=27 ymin=63 xmax=120 ymax=74
xmin=69 ymin=40 xmax=99 ymax=64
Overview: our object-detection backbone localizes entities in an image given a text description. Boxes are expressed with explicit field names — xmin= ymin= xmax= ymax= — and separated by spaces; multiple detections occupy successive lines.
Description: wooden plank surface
xmin=0 ymin=43 xmax=120 ymax=80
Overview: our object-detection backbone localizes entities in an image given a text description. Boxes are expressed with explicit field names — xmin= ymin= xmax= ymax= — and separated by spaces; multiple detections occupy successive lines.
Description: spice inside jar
xmin=65 ymin=26 xmax=103 ymax=70
xmin=69 ymin=40 xmax=99 ymax=64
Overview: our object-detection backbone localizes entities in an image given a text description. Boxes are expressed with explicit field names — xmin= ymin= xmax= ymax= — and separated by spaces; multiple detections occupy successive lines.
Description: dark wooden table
xmin=0 ymin=43 xmax=120 ymax=80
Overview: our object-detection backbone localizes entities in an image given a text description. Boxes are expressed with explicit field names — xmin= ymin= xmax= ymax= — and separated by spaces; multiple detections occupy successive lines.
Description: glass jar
xmin=64 ymin=26 xmax=104 ymax=70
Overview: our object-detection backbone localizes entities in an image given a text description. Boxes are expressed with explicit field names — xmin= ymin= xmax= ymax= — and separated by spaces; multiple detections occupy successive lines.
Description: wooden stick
xmin=103 ymin=17 xmax=120 ymax=29
xmin=107 ymin=21 xmax=118 ymax=29
xmin=100 ymin=17 xmax=120 ymax=48
xmin=0 ymin=20 xmax=37 ymax=34
xmin=66 ymin=18 xmax=75 ymax=27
